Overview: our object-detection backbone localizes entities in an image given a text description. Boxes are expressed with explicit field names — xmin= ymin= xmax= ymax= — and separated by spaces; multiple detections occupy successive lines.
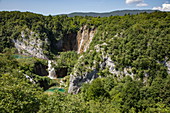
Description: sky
xmin=0 ymin=0 xmax=170 ymax=15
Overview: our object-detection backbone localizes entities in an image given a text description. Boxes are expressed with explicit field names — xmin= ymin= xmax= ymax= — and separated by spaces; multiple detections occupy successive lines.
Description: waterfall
xmin=48 ymin=60 xmax=56 ymax=79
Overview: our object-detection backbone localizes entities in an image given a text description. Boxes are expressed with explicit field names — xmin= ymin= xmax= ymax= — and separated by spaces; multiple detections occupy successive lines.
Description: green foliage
xmin=88 ymin=11 xmax=170 ymax=82
xmin=56 ymin=51 xmax=78 ymax=67
xmin=80 ymin=75 xmax=170 ymax=112
xmin=55 ymin=51 xmax=79 ymax=75
xmin=0 ymin=66 xmax=43 ymax=113
xmin=0 ymin=53 xmax=18 ymax=74
xmin=81 ymin=78 xmax=111 ymax=101
xmin=0 ymin=11 xmax=170 ymax=112
xmin=38 ymin=92 xmax=88 ymax=113
xmin=110 ymin=76 xmax=142 ymax=112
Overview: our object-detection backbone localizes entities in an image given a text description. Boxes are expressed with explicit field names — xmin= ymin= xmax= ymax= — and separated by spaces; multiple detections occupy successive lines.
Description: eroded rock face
xmin=55 ymin=68 xmax=67 ymax=78
xmin=12 ymin=26 xmax=96 ymax=60
xmin=33 ymin=62 xmax=48 ymax=76
xmin=13 ymin=29 xmax=48 ymax=59
xmin=68 ymin=56 xmax=134 ymax=94
xmin=55 ymin=25 xmax=96 ymax=54
xmin=77 ymin=26 xmax=96 ymax=54
xmin=63 ymin=33 xmax=78 ymax=51
xmin=68 ymin=69 xmax=98 ymax=94
xmin=68 ymin=43 xmax=134 ymax=94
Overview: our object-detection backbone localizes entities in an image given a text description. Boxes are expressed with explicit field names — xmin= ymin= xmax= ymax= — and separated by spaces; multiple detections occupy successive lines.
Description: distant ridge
xmin=61 ymin=10 xmax=159 ymax=17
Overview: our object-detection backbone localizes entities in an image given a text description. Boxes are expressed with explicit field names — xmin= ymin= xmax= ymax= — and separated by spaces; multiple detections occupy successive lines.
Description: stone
xmin=68 ymin=69 xmax=98 ymax=94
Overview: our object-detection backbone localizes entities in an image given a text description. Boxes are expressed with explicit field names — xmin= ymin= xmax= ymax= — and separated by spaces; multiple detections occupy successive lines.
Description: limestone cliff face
xmin=77 ymin=26 xmax=96 ymax=54
xmin=68 ymin=43 xmax=134 ymax=94
xmin=56 ymin=25 xmax=96 ymax=54
xmin=12 ymin=26 xmax=96 ymax=60
xmin=68 ymin=69 xmax=98 ymax=94
xmin=12 ymin=26 xmax=97 ymax=81
xmin=13 ymin=29 xmax=48 ymax=59
xmin=68 ymin=42 xmax=170 ymax=94
xmin=56 ymin=33 xmax=78 ymax=52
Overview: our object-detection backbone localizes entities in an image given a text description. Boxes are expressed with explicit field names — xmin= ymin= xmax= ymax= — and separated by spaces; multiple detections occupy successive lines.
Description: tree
xmin=82 ymin=78 xmax=110 ymax=101
xmin=0 ymin=71 xmax=43 ymax=113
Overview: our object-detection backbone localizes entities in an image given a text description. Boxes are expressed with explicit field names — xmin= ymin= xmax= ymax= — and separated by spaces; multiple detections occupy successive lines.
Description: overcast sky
xmin=0 ymin=0 xmax=169 ymax=15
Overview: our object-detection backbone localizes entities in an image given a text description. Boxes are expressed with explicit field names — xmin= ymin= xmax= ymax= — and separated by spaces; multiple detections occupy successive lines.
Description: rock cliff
xmin=68 ymin=69 xmax=98 ymax=94
xmin=11 ymin=26 xmax=97 ymax=81
xmin=77 ymin=26 xmax=96 ymax=54
xmin=13 ymin=29 xmax=48 ymax=59
xmin=68 ymin=43 xmax=134 ymax=94
xmin=12 ymin=25 xmax=96 ymax=59
xmin=10 ymin=26 xmax=170 ymax=94
xmin=33 ymin=62 xmax=48 ymax=76
xmin=55 ymin=25 xmax=96 ymax=53
xmin=68 ymin=40 xmax=170 ymax=94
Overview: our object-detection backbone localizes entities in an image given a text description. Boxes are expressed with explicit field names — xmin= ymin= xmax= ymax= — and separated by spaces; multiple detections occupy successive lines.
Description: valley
xmin=0 ymin=11 xmax=170 ymax=112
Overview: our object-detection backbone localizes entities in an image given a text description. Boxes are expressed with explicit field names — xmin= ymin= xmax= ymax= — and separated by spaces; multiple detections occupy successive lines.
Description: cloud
xmin=136 ymin=3 xmax=148 ymax=7
xmin=153 ymin=3 xmax=170 ymax=11
xmin=162 ymin=3 xmax=170 ymax=11
xmin=126 ymin=0 xmax=148 ymax=7
xmin=153 ymin=7 xmax=162 ymax=10
xmin=126 ymin=0 xmax=143 ymax=4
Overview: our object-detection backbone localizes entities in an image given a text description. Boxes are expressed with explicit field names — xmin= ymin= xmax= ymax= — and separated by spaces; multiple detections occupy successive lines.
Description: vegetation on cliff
xmin=0 ymin=11 xmax=170 ymax=112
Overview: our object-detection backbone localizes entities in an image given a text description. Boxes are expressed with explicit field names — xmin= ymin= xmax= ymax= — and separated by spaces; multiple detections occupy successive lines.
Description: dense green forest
xmin=0 ymin=11 xmax=170 ymax=112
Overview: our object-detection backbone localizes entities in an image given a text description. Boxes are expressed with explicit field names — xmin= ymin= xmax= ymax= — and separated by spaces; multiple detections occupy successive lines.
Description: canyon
xmin=1 ymin=11 xmax=169 ymax=95
xmin=12 ymin=24 xmax=170 ymax=94
xmin=12 ymin=25 xmax=97 ymax=92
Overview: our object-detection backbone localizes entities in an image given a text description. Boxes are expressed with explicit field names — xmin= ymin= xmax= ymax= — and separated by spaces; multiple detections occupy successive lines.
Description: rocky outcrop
xmin=55 ymin=68 xmax=67 ymax=78
xmin=68 ymin=56 xmax=134 ymax=94
xmin=103 ymin=57 xmax=134 ymax=79
xmin=33 ymin=62 xmax=48 ymax=76
xmin=68 ymin=43 xmax=134 ymax=94
xmin=55 ymin=25 xmax=96 ymax=54
xmin=13 ymin=29 xmax=48 ymax=59
xmin=68 ymin=69 xmax=98 ymax=94
xmin=12 ymin=25 xmax=96 ymax=61
xmin=77 ymin=26 xmax=96 ymax=54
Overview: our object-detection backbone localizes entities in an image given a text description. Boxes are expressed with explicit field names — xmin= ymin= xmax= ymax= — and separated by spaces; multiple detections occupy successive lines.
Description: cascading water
xmin=48 ymin=60 xmax=56 ymax=79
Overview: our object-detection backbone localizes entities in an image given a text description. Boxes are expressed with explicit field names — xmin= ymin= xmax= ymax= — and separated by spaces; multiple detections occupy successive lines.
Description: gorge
xmin=1 ymin=11 xmax=170 ymax=112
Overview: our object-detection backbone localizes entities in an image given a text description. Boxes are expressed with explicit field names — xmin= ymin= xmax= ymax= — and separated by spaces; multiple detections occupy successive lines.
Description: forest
xmin=0 ymin=11 xmax=170 ymax=113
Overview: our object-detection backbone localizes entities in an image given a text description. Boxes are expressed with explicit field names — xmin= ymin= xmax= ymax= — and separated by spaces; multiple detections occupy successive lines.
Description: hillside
xmin=63 ymin=10 xmax=158 ymax=17
xmin=0 ymin=11 xmax=170 ymax=112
